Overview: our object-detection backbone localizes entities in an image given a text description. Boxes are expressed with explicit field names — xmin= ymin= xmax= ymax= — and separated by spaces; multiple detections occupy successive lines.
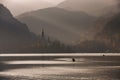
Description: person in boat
xmin=72 ymin=58 xmax=75 ymax=62
xmin=103 ymin=54 xmax=105 ymax=56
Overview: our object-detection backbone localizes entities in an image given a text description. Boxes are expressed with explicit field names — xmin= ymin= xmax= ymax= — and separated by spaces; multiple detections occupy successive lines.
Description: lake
xmin=0 ymin=53 xmax=120 ymax=80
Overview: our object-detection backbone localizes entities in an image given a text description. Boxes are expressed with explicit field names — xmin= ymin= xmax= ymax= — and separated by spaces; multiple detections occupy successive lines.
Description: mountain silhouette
xmin=0 ymin=4 xmax=35 ymax=52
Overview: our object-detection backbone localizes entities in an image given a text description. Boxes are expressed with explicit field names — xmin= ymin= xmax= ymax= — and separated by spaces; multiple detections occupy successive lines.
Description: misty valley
xmin=0 ymin=1 xmax=120 ymax=53
xmin=0 ymin=0 xmax=120 ymax=80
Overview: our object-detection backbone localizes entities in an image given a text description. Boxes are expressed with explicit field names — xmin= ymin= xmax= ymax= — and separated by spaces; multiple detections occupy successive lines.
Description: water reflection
xmin=0 ymin=53 xmax=120 ymax=80
xmin=5 ymin=60 xmax=74 ymax=65
xmin=1 ymin=53 xmax=120 ymax=57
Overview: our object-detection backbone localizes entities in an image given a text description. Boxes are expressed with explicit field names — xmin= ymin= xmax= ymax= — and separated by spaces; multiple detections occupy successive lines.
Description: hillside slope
xmin=0 ymin=4 xmax=35 ymax=52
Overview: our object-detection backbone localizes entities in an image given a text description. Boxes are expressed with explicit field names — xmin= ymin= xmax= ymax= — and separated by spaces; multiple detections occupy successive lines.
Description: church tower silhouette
xmin=42 ymin=28 xmax=45 ymax=39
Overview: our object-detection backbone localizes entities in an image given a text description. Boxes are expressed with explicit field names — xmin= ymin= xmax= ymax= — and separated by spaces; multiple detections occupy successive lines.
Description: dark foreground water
xmin=0 ymin=53 xmax=120 ymax=80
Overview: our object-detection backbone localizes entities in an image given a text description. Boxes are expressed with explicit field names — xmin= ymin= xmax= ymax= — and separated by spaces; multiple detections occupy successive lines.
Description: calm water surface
xmin=0 ymin=53 xmax=120 ymax=80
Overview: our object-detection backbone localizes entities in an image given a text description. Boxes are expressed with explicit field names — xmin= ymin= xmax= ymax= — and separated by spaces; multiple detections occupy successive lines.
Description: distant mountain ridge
xmin=58 ymin=0 xmax=117 ymax=16
xmin=17 ymin=7 xmax=96 ymax=44
xmin=0 ymin=4 xmax=35 ymax=52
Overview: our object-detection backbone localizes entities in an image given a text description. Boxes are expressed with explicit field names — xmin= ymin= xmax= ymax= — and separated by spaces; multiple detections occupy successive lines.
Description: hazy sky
xmin=0 ymin=0 xmax=118 ymax=16
xmin=0 ymin=0 xmax=65 ymax=16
